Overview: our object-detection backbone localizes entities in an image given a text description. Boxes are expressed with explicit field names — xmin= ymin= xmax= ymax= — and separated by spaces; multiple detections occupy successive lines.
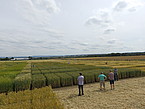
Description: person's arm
xmin=105 ymin=75 xmax=107 ymax=80
xmin=98 ymin=75 xmax=100 ymax=80
xmin=77 ymin=76 xmax=79 ymax=81
xmin=108 ymin=74 xmax=110 ymax=80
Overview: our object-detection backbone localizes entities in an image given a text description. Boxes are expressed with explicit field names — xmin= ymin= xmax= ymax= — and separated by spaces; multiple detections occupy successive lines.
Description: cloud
xmin=104 ymin=28 xmax=116 ymax=34
xmin=107 ymin=39 xmax=118 ymax=44
xmin=113 ymin=1 xmax=128 ymax=12
xmin=85 ymin=0 xmax=145 ymax=34
xmin=31 ymin=0 xmax=60 ymax=13
xmin=85 ymin=9 xmax=113 ymax=28
xmin=36 ymin=27 xmax=64 ymax=39
xmin=113 ymin=0 xmax=145 ymax=12
xmin=85 ymin=17 xmax=112 ymax=28
xmin=0 ymin=28 xmax=64 ymax=52
xmin=128 ymin=7 xmax=136 ymax=12
xmin=71 ymin=40 xmax=89 ymax=46
xmin=15 ymin=0 xmax=60 ymax=25
xmin=85 ymin=9 xmax=116 ymax=34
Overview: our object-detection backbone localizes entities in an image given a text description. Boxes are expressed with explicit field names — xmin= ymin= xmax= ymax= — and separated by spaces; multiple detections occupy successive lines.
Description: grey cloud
xmin=114 ymin=1 xmax=128 ymax=12
xmin=113 ymin=0 xmax=144 ymax=12
xmin=104 ymin=28 xmax=115 ymax=34
xmin=31 ymin=40 xmax=44 ymax=44
xmin=85 ymin=9 xmax=116 ymax=34
xmin=86 ymin=17 xmax=112 ymax=28
xmin=79 ymin=43 xmax=89 ymax=46
xmin=0 ymin=24 xmax=64 ymax=41
xmin=86 ymin=17 xmax=103 ymax=26
xmin=36 ymin=27 xmax=64 ymax=39
xmin=67 ymin=47 xmax=77 ymax=50
xmin=71 ymin=40 xmax=89 ymax=47
xmin=128 ymin=7 xmax=136 ymax=12
xmin=0 ymin=28 xmax=64 ymax=49
xmin=85 ymin=9 xmax=113 ymax=28
xmin=42 ymin=46 xmax=55 ymax=49
xmin=107 ymin=39 xmax=118 ymax=44
xmin=82 ymin=49 xmax=90 ymax=52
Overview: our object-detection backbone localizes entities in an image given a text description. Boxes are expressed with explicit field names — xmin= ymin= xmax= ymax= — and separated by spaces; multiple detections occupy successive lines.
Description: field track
xmin=54 ymin=77 xmax=145 ymax=109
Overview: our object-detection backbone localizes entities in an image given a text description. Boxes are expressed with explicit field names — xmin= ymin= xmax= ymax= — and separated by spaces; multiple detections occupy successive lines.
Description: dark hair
xmin=79 ymin=73 xmax=82 ymax=75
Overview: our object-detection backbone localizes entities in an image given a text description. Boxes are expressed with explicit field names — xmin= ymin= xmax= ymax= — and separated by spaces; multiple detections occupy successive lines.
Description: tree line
xmin=1 ymin=52 xmax=145 ymax=61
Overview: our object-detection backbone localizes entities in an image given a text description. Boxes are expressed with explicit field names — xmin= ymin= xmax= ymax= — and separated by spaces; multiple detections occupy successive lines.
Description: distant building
xmin=11 ymin=57 xmax=29 ymax=60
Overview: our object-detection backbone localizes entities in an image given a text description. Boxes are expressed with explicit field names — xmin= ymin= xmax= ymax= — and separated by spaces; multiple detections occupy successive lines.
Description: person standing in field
xmin=108 ymin=70 xmax=115 ymax=90
xmin=98 ymin=72 xmax=107 ymax=90
xmin=77 ymin=73 xmax=84 ymax=96
xmin=114 ymin=68 xmax=118 ymax=81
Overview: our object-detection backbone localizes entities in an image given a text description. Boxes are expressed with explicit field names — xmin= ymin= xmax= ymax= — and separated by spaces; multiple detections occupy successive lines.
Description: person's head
xmin=110 ymin=70 xmax=112 ymax=72
xmin=79 ymin=73 xmax=82 ymax=75
xmin=101 ymin=72 xmax=104 ymax=74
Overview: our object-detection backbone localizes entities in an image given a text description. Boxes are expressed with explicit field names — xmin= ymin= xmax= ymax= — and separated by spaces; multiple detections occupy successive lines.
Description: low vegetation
xmin=0 ymin=86 xmax=64 ymax=109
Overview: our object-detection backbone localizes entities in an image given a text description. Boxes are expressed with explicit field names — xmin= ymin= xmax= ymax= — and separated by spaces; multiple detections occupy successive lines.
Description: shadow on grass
xmin=67 ymin=94 xmax=79 ymax=99
xmin=93 ymin=89 xmax=110 ymax=92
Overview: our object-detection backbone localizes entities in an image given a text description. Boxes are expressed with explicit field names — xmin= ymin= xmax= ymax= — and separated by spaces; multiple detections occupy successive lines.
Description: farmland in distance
xmin=1 ymin=55 xmax=145 ymax=108
xmin=1 ymin=55 xmax=145 ymax=93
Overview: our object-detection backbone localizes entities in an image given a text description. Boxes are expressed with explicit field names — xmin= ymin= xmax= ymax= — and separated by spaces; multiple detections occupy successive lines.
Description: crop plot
xmin=0 ymin=56 xmax=145 ymax=93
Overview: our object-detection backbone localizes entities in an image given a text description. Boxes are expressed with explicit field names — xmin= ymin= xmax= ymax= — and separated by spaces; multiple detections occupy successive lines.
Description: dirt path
xmin=54 ymin=77 xmax=145 ymax=109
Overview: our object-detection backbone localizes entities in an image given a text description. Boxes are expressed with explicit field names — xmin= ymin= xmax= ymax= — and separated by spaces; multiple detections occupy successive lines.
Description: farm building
xmin=11 ymin=57 xmax=29 ymax=60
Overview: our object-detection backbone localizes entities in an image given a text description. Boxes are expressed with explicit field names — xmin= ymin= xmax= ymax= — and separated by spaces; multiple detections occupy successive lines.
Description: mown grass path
xmin=54 ymin=77 xmax=145 ymax=109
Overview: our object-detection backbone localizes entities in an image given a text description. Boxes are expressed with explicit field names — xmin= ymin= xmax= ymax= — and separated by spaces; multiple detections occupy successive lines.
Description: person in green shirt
xmin=98 ymin=72 xmax=107 ymax=90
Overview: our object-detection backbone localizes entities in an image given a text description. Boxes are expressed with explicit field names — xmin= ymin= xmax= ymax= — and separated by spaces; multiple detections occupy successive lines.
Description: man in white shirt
xmin=77 ymin=73 xmax=84 ymax=96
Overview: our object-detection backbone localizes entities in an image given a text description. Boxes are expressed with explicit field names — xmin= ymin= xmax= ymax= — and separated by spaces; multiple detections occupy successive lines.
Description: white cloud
xmin=31 ymin=0 xmax=60 ymax=13
xmin=85 ymin=0 xmax=145 ymax=34
xmin=85 ymin=9 xmax=116 ymax=34
xmin=15 ymin=0 xmax=60 ymax=25
xmin=0 ymin=0 xmax=145 ymax=57
xmin=85 ymin=9 xmax=113 ymax=28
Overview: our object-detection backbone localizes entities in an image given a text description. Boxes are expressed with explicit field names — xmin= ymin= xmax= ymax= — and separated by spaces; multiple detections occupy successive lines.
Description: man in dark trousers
xmin=114 ymin=68 xmax=118 ymax=81
xmin=77 ymin=73 xmax=84 ymax=96
xmin=108 ymin=70 xmax=115 ymax=90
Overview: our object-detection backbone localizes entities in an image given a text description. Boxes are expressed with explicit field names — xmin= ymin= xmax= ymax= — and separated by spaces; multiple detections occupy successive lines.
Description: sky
xmin=0 ymin=0 xmax=145 ymax=57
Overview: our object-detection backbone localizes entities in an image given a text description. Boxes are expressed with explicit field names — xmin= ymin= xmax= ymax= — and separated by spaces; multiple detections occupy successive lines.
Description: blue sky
xmin=0 ymin=0 xmax=145 ymax=57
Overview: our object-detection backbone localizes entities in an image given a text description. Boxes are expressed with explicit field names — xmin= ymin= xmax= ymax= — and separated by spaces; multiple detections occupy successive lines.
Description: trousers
xmin=78 ymin=85 xmax=84 ymax=95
